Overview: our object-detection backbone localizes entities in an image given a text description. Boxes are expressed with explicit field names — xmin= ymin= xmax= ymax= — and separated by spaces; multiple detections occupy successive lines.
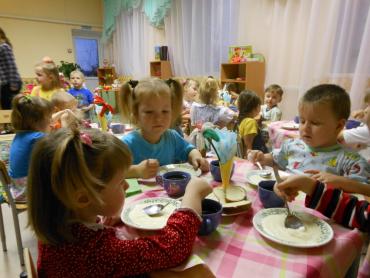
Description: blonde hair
xmin=199 ymin=77 xmax=219 ymax=105
xmin=364 ymin=88 xmax=370 ymax=104
xmin=119 ymin=78 xmax=183 ymax=125
xmin=35 ymin=62 xmax=61 ymax=90
xmin=51 ymin=90 xmax=77 ymax=111
xmin=11 ymin=94 xmax=54 ymax=131
xmin=183 ymin=78 xmax=199 ymax=91
xmin=70 ymin=70 xmax=85 ymax=80
xmin=265 ymin=84 xmax=284 ymax=98
xmin=28 ymin=128 xmax=132 ymax=245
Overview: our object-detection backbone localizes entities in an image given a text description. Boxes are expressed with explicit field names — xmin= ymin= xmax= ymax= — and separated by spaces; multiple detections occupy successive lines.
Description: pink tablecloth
xmin=132 ymin=159 xmax=364 ymax=278
xmin=268 ymin=121 xmax=300 ymax=149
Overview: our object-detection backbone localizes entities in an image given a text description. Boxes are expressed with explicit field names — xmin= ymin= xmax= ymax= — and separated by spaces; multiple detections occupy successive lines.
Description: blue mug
xmin=345 ymin=119 xmax=361 ymax=129
xmin=157 ymin=171 xmax=191 ymax=198
xmin=210 ymin=160 xmax=235 ymax=182
xmin=258 ymin=180 xmax=284 ymax=208
xmin=198 ymin=199 xmax=223 ymax=236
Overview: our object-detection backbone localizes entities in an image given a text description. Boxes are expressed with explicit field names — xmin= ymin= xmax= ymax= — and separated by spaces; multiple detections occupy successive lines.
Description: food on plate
xmin=213 ymin=187 xmax=251 ymax=214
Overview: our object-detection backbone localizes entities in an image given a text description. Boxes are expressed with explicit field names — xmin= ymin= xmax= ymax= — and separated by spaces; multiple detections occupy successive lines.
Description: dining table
xmin=267 ymin=120 xmax=300 ymax=149
xmin=125 ymin=158 xmax=365 ymax=278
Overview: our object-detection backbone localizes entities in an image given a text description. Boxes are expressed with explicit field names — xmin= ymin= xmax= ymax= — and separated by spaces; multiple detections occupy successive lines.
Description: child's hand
xmin=100 ymin=215 xmax=122 ymax=226
xmin=247 ymin=150 xmax=265 ymax=164
xmin=137 ymin=159 xmax=159 ymax=179
xmin=190 ymin=157 xmax=210 ymax=172
xmin=274 ymin=175 xmax=317 ymax=201
xmin=304 ymin=170 xmax=343 ymax=185
xmin=181 ymin=177 xmax=213 ymax=215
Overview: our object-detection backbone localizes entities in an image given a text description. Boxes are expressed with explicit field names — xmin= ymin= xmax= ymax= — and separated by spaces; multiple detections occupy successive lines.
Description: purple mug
xmin=156 ymin=171 xmax=191 ymax=198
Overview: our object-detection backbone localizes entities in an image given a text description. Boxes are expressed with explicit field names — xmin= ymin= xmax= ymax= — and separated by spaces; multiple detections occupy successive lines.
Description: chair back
xmin=0 ymin=160 xmax=11 ymax=186
xmin=23 ymin=248 xmax=38 ymax=278
xmin=0 ymin=110 xmax=12 ymax=124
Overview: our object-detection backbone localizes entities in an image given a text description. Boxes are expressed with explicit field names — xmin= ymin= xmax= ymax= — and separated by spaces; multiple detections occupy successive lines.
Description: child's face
xmin=97 ymin=170 xmax=128 ymax=217
xmin=70 ymin=74 xmax=84 ymax=89
xmin=136 ymin=94 xmax=172 ymax=142
xmin=185 ymin=81 xmax=198 ymax=102
xmin=264 ymin=91 xmax=281 ymax=108
xmin=299 ymin=102 xmax=345 ymax=148
xmin=35 ymin=68 xmax=52 ymax=87
xmin=364 ymin=104 xmax=370 ymax=128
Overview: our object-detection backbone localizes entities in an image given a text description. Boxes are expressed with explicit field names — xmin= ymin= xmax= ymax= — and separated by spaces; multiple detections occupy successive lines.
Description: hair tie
xmin=166 ymin=78 xmax=174 ymax=87
xmin=128 ymin=80 xmax=139 ymax=89
xmin=22 ymin=94 xmax=32 ymax=103
xmin=80 ymin=132 xmax=93 ymax=147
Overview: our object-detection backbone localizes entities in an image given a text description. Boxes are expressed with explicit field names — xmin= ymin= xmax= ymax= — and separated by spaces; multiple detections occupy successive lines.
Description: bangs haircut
xmin=301 ymin=84 xmax=350 ymax=120
xmin=28 ymin=128 xmax=132 ymax=245
xmin=265 ymin=84 xmax=284 ymax=97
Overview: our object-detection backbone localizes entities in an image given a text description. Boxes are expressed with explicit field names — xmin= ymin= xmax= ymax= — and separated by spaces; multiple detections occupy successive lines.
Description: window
xmin=72 ymin=29 xmax=101 ymax=77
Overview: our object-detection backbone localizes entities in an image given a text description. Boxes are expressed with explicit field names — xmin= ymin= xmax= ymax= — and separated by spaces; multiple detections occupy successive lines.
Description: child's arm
xmin=81 ymin=103 xmax=94 ymax=112
xmin=181 ymin=177 xmax=213 ymax=214
xmin=188 ymin=149 xmax=210 ymax=172
xmin=247 ymin=150 xmax=274 ymax=166
xmin=305 ymin=169 xmax=370 ymax=197
xmin=242 ymin=134 xmax=256 ymax=157
xmin=125 ymin=159 xmax=159 ymax=179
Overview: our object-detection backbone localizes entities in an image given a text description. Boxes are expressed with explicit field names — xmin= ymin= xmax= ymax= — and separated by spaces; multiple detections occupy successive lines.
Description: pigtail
xmin=119 ymin=80 xmax=138 ymax=123
xmin=166 ymin=78 xmax=183 ymax=124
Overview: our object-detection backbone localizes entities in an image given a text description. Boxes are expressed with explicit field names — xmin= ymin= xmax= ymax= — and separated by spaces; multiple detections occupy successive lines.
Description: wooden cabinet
xmin=97 ymin=67 xmax=117 ymax=86
xmin=220 ymin=61 xmax=265 ymax=98
xmin=150 ymin=61 xmax=172 ymax=79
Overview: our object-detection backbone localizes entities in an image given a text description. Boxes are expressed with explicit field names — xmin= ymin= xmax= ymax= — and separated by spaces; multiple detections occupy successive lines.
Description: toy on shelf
xmin=228 ymin=45 xmax=252 ymax=63
xmin=94 ymin=95 xmax=114 ymax=131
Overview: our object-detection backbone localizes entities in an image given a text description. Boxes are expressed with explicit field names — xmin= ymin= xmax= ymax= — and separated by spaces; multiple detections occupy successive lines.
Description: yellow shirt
xmin=31 ymin=86 xmax=62 ymax=101
xmin=239 ymin=117 xmax=258 ymax=137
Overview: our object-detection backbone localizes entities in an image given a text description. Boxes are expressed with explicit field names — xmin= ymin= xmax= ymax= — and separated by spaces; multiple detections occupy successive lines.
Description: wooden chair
xmin=0 ymin=160 xmax=26 ymax=265
xmin=23 ymin=248 xmax=37 ymax=278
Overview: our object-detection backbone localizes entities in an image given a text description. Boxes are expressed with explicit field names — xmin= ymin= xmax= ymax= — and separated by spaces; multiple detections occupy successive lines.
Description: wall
xmin=0 ymin=0 xmax=103 ymax=77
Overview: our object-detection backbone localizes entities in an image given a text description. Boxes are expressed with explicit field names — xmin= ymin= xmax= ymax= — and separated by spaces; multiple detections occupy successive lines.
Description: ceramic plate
xmin=245 ymin=168 xmax=290 ymax=186
xmin=206 ymin=191 xmax=252 ymax=216
xmin=121 ymin=197 xmax=181 ymax=230
xmin=158 ymin=163 xmax=202 ymax=177
xmin=281 ymin=123 xmax=299 ymax=130
xmin=253 ymin=208 xmax=333 ymax=248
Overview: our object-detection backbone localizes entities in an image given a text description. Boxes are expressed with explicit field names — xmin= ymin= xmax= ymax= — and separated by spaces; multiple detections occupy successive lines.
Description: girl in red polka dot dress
xmin=27 ymin=127 xmax=212 ymax=277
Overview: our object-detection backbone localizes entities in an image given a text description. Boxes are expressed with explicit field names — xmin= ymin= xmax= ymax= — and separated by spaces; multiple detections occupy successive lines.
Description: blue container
xmin=258 ymin=180 xmax=284 ymax=208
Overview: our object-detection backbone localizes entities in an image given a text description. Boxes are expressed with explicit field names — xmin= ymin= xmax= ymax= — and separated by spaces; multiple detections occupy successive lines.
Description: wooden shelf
xmin=150 ymin=61 xmax=172 ymax=79
xmin=97 ymin=67 xmax=117 ymax=86
xmin=220 ymin=61 xmax=265 ymax=98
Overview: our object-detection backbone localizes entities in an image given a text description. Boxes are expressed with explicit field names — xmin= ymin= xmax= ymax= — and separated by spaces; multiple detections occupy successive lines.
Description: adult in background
xmin=0 ymin=28 xmax=22 ymax=109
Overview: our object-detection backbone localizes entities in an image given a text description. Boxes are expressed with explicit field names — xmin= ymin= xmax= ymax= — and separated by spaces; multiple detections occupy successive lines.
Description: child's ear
xmin=74 ymin=189 xmax=91 ymax=208
xmin=336 ymin=119 xmax=346 ymax=132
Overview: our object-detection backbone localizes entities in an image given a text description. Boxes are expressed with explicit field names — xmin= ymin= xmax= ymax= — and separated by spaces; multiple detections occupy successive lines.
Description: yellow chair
xmin=0 ymin=160 xmax=26 ymax=265
xmin=23 ymin=248 xmax=37 ymax=278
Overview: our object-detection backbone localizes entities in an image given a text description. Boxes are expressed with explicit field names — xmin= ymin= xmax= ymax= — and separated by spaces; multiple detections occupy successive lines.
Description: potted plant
xmin=58 ymin=61 xmax=81 ymax=79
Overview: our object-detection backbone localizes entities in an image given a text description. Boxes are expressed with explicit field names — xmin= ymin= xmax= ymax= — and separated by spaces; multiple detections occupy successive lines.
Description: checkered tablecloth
xmin=268 ymin=121 xmax=300 ymax=149
xmin=132 ymin=159 xmax=364 ymax=278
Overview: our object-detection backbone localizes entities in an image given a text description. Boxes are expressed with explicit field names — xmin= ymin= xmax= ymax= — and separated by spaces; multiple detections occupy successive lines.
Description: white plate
xmin=281 ymin=123 xmax=299 ymax=130
xmin=253 ymin=208 xmax=333 ymax=248
xmin=158 ymin=163 xmax=202 ymax=177
xmin=121 ymin=197 xmax=181 ymax=230
xmin=246 ymin=168 xmax=290 ymax=186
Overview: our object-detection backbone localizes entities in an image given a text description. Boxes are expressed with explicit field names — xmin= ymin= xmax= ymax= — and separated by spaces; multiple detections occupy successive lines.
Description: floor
xmin=0 ymin=204 xmax=37 ymax=277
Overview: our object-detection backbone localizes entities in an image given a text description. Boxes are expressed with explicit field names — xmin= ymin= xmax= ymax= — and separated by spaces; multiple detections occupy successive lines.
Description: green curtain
xmin=103 ymin=0 xmax=172 ymax=41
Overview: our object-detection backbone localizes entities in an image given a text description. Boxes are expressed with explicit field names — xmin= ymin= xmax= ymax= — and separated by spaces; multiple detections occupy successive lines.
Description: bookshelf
xmin=220 ymin=61 xmax=265 ymax=98
xmin=150 ymin=61 xmax=172 ymax=79
xmin=97 ymin=67 xmax=117 ymax=86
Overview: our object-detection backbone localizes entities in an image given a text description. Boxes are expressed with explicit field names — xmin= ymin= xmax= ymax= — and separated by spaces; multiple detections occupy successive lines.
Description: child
xmin=120 ymin=78 xmax=209 ymax=179
xmin=28 ymin=128 xmax=212 ymax=277
xmin=31 ymin=62 xmax=64 ymax=101
xmin=338 ymin=89 xmax=370 ymax=161
xmin=183 ymin=78 xmax=199 ymax=110
xmin=220 ymin=83 xmax=239 ymax=106
xmin=190 ymin=77 xmax=236 ymax=128
xmin=248 ymin=84 xmax=369 ymax=183
xmin=261 ymin=84 xmax=283 ymax=122
xmin=237 ymin=90 xmax=268 ymax=156
xmin=68 ymin=70 xmax=94 ymax=119
xmin=9 ymin=94 xmax=53 ymax=202
xmin=50 ymin=90 xmax=81 ymax=129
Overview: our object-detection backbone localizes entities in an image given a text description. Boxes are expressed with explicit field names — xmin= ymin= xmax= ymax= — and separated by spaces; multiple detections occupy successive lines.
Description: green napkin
xmin=125 ymin=178 xmax=142 ymax=197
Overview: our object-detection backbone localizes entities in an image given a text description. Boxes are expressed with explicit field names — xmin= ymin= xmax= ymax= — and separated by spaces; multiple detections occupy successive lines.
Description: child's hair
xmin=119 ymin=78 xmax=183 ymax=125
xmin=11 ymin=94 xmax=54 ymax=131
xmin=301 ymin=84 xmax=350 ymax=120
xmin=237 ymin=90 xmax=261 ymax=123
xmin=51 ymin=90 xmax=78 ymax=111
xmin=183 ymin=78 xmax=199 ymax=91
xmin=364 ymin=88 xmax=370 ymax=104
xmin=199 ymin=77 xmax=219 ymax=105
xmin=70 ymin=70 xmax=85 ymax=80
xmin=28 ymin=128 xmax=132 ymax=245
xmin=265 ymin=84 xmax=284 ymax=98
xmin=0 ymin=27 xmax=12 ymax=47
xmin=35 ymin=62 xmax=61 ymax=90
xmin=226 ymin=83 xmax=237 ymax=92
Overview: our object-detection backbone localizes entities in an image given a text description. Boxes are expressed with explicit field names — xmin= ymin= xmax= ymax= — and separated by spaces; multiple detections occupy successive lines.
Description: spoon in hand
xmin=256 ymin=162 xmax=272 ymax=178
xmin=143 ymin=202 xmax=170 ymax=216
xmin=272 ymin=166 xmax=304 ymax=230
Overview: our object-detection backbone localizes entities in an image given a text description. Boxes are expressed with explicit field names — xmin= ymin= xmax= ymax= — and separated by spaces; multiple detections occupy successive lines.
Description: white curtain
xmin=164 ymin=0 xmax=239 ymax=77
xmin=237 ymin=0 xmax=370 ymax=119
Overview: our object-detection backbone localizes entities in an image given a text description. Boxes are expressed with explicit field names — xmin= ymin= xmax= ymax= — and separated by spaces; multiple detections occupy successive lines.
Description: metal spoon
xmin=143 ymin=202 xmax=170 ymax=216
xmin=256 ymin=162 xmax=272 ymax=178
xmin=272 ymin=166 xmax=304 ymax=230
